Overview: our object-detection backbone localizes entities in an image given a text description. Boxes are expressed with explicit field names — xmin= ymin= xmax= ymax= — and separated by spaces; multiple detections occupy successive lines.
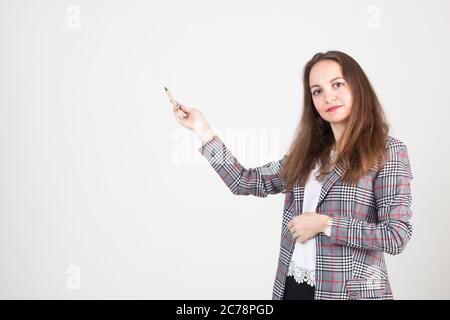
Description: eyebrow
xmin=310 ymin=76 xmax=344 ymax=90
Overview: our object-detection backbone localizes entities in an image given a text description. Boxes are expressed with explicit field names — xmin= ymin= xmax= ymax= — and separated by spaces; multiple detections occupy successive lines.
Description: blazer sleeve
xmin=329 ymin=144 xmax=414 ymax=255
xmin=198 ymin=135 xmax=287 ymax=197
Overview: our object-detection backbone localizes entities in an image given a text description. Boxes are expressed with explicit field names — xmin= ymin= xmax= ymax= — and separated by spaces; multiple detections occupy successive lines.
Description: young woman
xmin=170 ymin=50 xmax=414 ymax=300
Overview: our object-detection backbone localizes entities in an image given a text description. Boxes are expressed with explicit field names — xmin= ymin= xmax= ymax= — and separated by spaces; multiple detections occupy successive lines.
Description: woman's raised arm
xmin=170 ymin=99 xmax=286 ymax=197
xmin=198 ymin=135 xmax=287 ymax=197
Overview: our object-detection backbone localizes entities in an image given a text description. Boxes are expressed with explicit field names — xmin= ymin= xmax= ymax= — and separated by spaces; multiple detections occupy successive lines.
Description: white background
xmin=0 ymin=0 xmax=448 ymax=299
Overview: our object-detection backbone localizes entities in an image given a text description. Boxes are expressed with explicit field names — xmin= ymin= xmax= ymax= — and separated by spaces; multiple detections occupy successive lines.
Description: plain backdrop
xmin=1 ymin=0 xmax=449 ymax=299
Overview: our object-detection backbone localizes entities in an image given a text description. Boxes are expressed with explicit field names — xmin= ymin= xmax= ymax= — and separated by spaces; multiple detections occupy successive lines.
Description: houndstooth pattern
xmin=198 ymin=135 xmax=413 ymax=300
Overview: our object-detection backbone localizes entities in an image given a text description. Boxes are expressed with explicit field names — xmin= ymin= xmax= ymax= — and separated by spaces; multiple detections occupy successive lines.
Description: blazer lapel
xmin=292 ymin=161 xmax=345 ymax=216
xmin=316 ymin=162 xmax=345 ymax=208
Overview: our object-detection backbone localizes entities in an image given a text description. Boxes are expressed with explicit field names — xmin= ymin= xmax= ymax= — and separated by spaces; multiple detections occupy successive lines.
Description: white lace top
xmin=287 ymin=151 xmax=336 ymax=287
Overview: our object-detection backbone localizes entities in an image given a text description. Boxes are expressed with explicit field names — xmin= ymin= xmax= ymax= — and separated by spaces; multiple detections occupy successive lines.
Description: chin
xmin=330 ymin=118 xmax=349 ymax=125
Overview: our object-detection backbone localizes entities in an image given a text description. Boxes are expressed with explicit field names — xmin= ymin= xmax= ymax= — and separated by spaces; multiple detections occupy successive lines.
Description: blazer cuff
xmin=198 ymin=135 xmax=229 ymax=164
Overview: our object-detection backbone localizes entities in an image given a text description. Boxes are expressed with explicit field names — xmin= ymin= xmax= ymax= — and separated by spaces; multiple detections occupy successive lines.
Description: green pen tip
xmin=164 ymin=86 xmax=168 ymax=91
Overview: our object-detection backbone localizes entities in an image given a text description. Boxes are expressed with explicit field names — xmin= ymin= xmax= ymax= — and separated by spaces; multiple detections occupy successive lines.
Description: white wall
xmin=0 ymin=0 xmax=448 ymax=299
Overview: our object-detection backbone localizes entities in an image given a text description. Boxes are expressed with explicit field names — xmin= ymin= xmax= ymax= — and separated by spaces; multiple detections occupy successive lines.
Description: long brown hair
xmin=279 ymin=50 xmax=390 ymax=192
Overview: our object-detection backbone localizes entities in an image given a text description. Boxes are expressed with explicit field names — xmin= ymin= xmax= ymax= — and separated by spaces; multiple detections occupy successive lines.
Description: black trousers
xmin=282 ymin=275 xmax=315 ymax=300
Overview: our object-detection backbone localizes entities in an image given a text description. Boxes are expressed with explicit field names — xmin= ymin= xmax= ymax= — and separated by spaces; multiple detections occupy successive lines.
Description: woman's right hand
xmin=172 ymin=102 xmax=215 ymax=143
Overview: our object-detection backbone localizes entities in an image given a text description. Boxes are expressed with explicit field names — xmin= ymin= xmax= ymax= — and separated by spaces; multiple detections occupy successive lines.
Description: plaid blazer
xmin=198 ymin=134 xmax=413 ymax=300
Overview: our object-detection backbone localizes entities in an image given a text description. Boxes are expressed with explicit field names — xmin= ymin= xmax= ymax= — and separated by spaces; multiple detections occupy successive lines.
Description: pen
xmin=164 ymin=86 xmax=180 ymax=110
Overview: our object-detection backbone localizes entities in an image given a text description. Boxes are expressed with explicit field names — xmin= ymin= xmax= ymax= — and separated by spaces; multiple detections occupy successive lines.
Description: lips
xmin=326 ymin=105 xmax=343 ymax=112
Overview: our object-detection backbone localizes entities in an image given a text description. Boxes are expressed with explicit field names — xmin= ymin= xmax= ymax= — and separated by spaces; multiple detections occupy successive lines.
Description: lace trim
xmin=287 ymin=262 xmax=316 ymax=287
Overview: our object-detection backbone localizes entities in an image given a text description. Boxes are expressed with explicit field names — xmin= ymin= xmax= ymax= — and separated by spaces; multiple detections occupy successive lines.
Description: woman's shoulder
xmin=385 ymin=135 xmax=409 ymax=152
xmin=379 ymin=135 xmax=413 ymax=179
xmin=381 ymin=135 xmax=412 ymax=171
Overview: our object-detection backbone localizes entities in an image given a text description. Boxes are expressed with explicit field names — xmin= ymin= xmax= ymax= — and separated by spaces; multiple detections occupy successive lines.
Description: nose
xmin=324 ymin=90 xmax=337 ymax=105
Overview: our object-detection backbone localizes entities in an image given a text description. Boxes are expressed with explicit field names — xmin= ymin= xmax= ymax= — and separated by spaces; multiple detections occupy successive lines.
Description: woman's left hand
xmin=288 ymin=213 xmax=329 ymax=243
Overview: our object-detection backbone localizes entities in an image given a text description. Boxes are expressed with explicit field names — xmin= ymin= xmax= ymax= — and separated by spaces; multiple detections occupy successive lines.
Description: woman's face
xmin=309 ymin=60 xmax=353 ymax=126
